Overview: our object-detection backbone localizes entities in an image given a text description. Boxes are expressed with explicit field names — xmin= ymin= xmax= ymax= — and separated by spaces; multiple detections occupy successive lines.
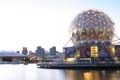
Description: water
xmin=0 ymin=64 xmax=120 ymax=80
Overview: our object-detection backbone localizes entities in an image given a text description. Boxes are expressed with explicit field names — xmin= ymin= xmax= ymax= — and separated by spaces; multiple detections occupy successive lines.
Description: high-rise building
xmin=35 ymin=46 xmax=45 ymax=58
xmin=22 ymin=47 xmax=28 ymax=55
xmin=49 ymin=46 xmax=57 ymax=54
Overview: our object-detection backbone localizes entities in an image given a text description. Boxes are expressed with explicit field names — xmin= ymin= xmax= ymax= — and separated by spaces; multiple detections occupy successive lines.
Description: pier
xmin=37 ymin=60 xmax=120 ymax=70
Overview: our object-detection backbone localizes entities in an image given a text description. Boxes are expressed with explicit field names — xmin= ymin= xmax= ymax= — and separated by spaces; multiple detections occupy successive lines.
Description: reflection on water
xmin=65 ymin=70 xmax=120 ymax=80
xmin=0 ymin=64 xmax=120 ymax=80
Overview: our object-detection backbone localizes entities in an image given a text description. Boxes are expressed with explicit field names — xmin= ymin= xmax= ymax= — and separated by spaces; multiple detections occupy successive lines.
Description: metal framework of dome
xmin=70 ymin=10 xmax=114 ymax=45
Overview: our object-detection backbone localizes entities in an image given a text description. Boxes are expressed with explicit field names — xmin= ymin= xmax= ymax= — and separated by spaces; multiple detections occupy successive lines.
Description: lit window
xmin=109 ymin=46 xmax=115 ymax=56
xmin=91 ymin=46 xmax=98 ymax=57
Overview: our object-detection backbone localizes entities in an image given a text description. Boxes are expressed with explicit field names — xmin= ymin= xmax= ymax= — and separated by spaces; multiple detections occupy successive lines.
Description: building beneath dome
xmin=64 ymin=10 xmax=120 ymax=62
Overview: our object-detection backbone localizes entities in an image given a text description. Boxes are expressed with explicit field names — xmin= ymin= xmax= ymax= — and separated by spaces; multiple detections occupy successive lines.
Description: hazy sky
xmin=0 ymin=0 xmax=120 ymax=52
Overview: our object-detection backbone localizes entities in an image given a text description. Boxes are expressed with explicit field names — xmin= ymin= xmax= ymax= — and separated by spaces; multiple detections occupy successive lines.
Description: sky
xmin=0 ymin=0 xmax=120 ymax=52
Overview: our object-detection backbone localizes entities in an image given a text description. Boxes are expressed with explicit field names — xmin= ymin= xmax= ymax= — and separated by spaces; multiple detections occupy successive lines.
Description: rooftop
xmin=0 ymin=51 xmax=26 ymax=57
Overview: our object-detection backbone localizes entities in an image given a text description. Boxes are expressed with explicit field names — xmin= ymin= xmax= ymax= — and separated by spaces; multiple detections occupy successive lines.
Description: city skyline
xmin=0 ymin=0 xmax=120 ymax=52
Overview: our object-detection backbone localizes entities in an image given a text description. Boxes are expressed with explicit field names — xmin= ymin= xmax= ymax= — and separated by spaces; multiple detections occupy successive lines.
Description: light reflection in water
xmin=64 ymin=70 xmax=118 ymax=80
xmin=84 ymin=72 xmax=92 ymax=80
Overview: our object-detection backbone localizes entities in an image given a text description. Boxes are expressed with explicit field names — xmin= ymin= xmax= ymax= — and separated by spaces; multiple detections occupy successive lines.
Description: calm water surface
xmin=0 ymin=64 xmax=120 ymax=80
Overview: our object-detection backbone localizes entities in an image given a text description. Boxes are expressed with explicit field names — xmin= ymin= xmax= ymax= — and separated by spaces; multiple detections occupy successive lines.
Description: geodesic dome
xmin=70 ymin=10 xmax=114 ymax=44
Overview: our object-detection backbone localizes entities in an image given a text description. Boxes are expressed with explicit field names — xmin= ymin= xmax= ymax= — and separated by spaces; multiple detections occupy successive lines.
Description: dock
xmin=37 ymin=61 xmax=120 ymax=70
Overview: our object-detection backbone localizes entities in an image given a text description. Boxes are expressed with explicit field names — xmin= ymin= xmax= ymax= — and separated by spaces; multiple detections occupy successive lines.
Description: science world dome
xmin=70 ymin=10 xmax=114 ymax=45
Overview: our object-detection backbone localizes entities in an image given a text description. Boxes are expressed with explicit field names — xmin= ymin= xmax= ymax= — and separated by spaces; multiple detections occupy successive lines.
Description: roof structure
xmin=0 ymin=51 xmax=27 ymax=57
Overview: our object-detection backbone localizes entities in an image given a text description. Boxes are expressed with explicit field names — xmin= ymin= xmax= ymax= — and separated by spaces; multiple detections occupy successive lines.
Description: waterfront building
xmin=0 ymin=51 xmax=26 ymax=63
xmin=27 ymin=51 xmax=40 ymax=63
xmin=42 ymin=47 xmax=63 ymax=62
xmin=64 ymin=10 xmax=119 ymax=62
